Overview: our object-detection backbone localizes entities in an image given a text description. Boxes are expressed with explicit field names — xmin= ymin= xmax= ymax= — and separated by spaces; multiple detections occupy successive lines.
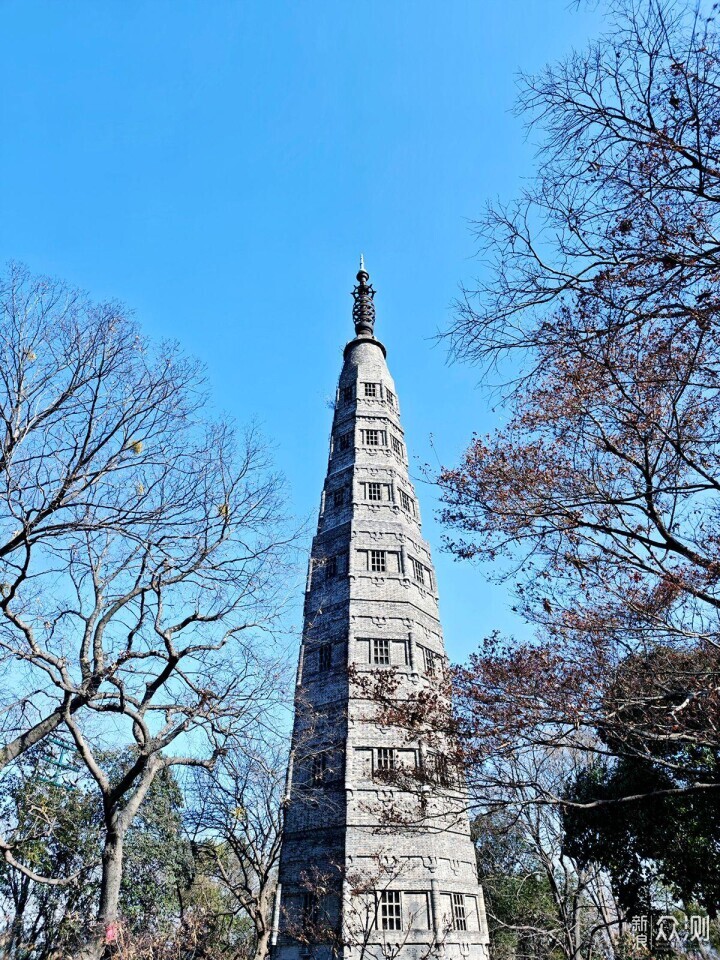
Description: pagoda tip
xmin=352 ymin=254 xmax=376 ymax=336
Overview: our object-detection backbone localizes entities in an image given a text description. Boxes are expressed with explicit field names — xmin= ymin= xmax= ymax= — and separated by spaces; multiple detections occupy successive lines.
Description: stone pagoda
xmin=271 ymin=261 xmax=490 ymax=960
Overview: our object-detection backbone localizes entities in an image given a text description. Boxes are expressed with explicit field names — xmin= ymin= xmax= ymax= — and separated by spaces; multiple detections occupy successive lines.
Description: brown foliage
xmin=439 ymin=0 xmax=720 ymax=800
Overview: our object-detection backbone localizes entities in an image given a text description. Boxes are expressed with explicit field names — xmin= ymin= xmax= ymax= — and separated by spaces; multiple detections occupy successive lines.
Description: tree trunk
xmin=254 ymin=923 xmax=272 ymax=960
xmin=76 ymin=825 xmax=125 ymax=960
xmin=8 ymin=875 xmax=29 ymax=956
xmin=253 ymin=887 xmax=275 ymax=960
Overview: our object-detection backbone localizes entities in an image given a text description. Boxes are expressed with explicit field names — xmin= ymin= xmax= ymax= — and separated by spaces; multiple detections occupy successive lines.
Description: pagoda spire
xmin=351 ymin=255 xmax=376 ymax=337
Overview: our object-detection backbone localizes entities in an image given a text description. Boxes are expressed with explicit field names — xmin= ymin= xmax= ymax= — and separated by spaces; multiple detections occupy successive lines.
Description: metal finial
xmin=352 ymin=258 xmax=375 ymax=337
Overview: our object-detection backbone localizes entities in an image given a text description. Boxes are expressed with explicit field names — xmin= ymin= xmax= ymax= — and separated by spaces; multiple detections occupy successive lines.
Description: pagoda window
xmin=411 ymin=557 xmax=425 ymax=585
xmin=376 ymin=747 xmax=396 ymax=772
xmin=364 ymin=428 xmax=384 ymax=446
xmin=318 ymin=643 xmax=332 ymax=671
xmin=422 ymin=646 xmax=437 ymax=675
xmin=427 ymin=750 xmax=452 ymax=786
xmin=311 ymin=753 xmax=328 ymax=785
xmin=451 ymin=893 xmax=467 ymax=931
xmin=367 ymin=481 xmax=382 ymax=502
xmin=302 ymin=891 xmax=320 ymax=926
xmin=379 ymin=890 xmax=403 ymax=930
xmin=373 ymin=638 xmax=390 ymax=665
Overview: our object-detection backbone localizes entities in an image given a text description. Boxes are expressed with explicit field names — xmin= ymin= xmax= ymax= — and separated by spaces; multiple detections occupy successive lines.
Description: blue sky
xmin=0 ymin=1 xmax=603 ymax=664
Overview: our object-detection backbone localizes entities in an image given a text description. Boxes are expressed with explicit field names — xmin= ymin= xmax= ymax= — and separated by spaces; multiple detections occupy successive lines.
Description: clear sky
xmin=0 ymin=1 xmax=603 ymax=664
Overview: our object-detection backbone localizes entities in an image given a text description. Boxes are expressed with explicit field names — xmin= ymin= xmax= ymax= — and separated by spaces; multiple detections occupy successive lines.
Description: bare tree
xmin=185 ymin=733 xmax=289 ymax=960
xmin=0 ymin=261 xmax=219 ymax=769
xmin=0 ymin=263 xmax=297 ymax=958
xmin=436 ymin=0 xmax=720 ymax=799
xmin=474 ymin=749 xmax=624 ymax=960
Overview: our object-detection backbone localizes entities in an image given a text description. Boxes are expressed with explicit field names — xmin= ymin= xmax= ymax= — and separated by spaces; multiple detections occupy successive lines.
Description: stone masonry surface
xmin=272 ymin=265 xmax=490 ymax=960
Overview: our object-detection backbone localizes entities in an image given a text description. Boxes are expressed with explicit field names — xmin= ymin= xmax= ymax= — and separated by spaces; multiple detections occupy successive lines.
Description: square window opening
xmin=302 ymin=891 xmax=320 ymax=926
xmin=311 ymin=754 xmax=327 ymax=786
xmin=379 ymin=889 xmax=402 ymax=931
xmin=377 ymin=747 xmax=396 ymax=772
xmin=373 ymin=638 xmax=390 ymax=665
xmin=423 ymin=647 xmax=437 ymax=676
xmin=451 ymin=893 xmax=467 ymax=931
xmin=430 ymin=751 xmax=451 ymax=787
xmin=367 ymin=481 xmax=382 ymax=502
xmin=319 ymin=643 xmax=332 ymax=672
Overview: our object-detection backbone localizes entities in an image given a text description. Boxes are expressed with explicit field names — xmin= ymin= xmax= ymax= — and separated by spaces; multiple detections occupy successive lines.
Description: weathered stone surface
xmin=272 ymin=268 xmax=490 ymax=960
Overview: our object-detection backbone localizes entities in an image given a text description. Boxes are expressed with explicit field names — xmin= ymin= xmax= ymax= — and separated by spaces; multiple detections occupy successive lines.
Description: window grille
xmin=365 ymin=429 xmax=380 ymax=446
xmin=364 ymin=382 xmax=378 ymax=398
xmin=451 ymin=893 xmax=467 ymax=931
xmin=369 ymin=550 xmax=386 ymax=573
xmin=342 ymin=385 xmax=353 ymax=403
xmin=302 ymin=891 xmax=320 ymax=925
xmin=325 ymin=556 xmax=337 ymax=579
xmin=431 ymin=751 xmax=451 ymax=786
xmin=386 ymin=389 xmax=395 ymax=407
xmin=376 ymin=747 xmax=396 ymax=772
xmin=423 ymin=647 xmax=436 ymax=675
xmin=379 ymin=890 xmax=402 ymax=930
xmin=399 ymin=489 xmax=411 ymax=512
xmin=411 ymin=558 xmax=425 ymax=584
xmin=391 ymin=436 xmax=403 ymax=457
xmin=367 ymin=481 xmax=382 ymax=502
xmin=339 ymin=433 xmax=351 ymax=451
xmin=311 ymin=754 xmax=327 ymax=785
xmin=319 ymin=644 xmax=332 ymax=671
xmin=373 ymin=638 xmax=390 ymax=665
xmin=333 ymin=488 xmax=345 ymax=508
